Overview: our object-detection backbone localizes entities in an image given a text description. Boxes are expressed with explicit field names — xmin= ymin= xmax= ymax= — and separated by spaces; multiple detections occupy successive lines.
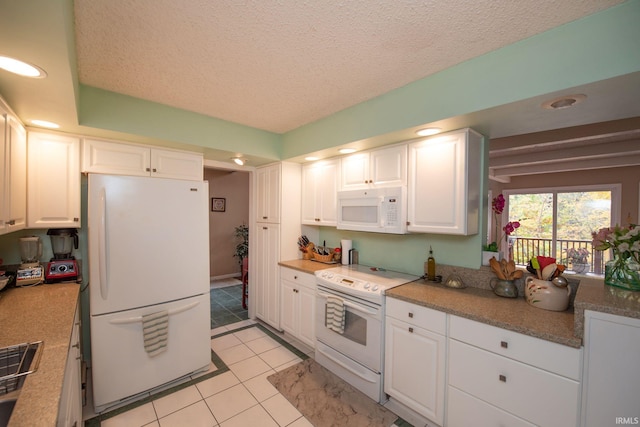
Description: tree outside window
xmin=504 ymin=185 xmax=620 ymax=275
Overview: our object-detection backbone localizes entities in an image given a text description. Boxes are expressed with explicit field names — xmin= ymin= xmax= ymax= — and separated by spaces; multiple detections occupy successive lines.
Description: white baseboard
xmin=210 ymin=273 xmax=241 ymax=281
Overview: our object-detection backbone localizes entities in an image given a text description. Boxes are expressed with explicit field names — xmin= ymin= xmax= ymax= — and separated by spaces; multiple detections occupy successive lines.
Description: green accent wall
xmin=79 ymin=85 xmax=282 ymax=159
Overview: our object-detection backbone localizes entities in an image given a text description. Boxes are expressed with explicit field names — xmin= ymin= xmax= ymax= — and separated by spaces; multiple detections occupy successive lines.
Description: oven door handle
xmin=317 ymin=292 xmax=378 ymax=315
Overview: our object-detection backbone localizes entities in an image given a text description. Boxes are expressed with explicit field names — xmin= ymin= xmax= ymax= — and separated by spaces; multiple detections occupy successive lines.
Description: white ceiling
xmin=74 ymin=0 xmax=624 ymax=134
xmin=0 ymin=0 xmax=639 ymax=175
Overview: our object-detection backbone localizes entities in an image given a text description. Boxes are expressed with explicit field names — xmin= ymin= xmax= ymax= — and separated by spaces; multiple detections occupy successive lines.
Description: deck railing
xmin=509 ymin=236 xmax=606 ymax=274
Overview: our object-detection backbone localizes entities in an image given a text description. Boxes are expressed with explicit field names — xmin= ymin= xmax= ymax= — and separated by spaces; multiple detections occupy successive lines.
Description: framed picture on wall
xmin=211 ymin=197 xmax=226 ymax=212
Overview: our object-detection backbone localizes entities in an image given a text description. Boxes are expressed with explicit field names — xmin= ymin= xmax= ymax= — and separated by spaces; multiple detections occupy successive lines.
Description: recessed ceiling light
xmin=305 ymin=156 xmax=319 ymax=161
xmin=541 ymin=94 xmax=587 ymax=110
xmin=0 ymin=55 xmax=47 ymax=78
xmin=231 ymin=157 xmax=245 ymax=166
xmin=339 ymin=148 xmax=357 ymax=154
xmin=30 ymin=119 xmax=60 ymax=129
xmin=416 ymin=127 xmax=441 ymax=136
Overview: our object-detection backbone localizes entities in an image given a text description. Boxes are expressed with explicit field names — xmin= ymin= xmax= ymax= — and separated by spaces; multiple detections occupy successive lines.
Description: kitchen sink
xmin=0 ymin=342 xmax=43 ymax=426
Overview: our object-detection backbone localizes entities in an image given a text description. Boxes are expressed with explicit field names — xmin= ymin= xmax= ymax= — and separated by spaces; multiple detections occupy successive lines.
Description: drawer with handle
xmin=449 ymin=315 xmax=581 ymax=380
xmin=448 ymin=339 xmax=579 ymax=427
xmin=386 ymin=298 xmax=446 ymax=335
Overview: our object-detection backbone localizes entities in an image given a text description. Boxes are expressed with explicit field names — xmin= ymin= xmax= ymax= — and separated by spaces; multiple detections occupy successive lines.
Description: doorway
xmin=204 ymin=167 xmax=250 ymax=329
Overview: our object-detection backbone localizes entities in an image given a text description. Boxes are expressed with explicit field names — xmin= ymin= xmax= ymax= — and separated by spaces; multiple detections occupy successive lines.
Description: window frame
xmin=501 ymin=184 xmax=621 ymax=265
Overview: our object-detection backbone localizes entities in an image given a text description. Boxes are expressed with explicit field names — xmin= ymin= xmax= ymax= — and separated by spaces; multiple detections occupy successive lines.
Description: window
xmin=503 ymin=185 xmax=621 ymax=275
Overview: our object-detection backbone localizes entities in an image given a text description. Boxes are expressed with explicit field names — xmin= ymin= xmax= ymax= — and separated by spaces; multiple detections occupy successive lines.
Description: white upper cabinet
xmin=301 ymin=159 xmax=339 ymax=226
xmin=407 ymin=128 xmax=481 ymax=235
xmin=0 ymin=110 xmax=7 ymax=235
xmin=82 ymin=138 xmax=203 ymax=181
xmin=4 ymin=116 xmax=27 ymax=233
xmin=340 ymin=144 xmax=406 ymax=190
xmin=28 ymin=131 xmax=81 ymax=228
xmin=256 ymin=163 xmax=281 ymax=223
xmin=1 ymin=103 xmax=27 ymax=235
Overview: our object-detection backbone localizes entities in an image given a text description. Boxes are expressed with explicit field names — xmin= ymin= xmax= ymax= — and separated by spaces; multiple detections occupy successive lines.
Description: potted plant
xmin=233 ymin=224 xmax=249 ymax=267
xmin=565 ymin=247 xmax=590 ymax=274
xmin=593 ymin=224 xmax=640 ymax=290
xmin=483 ymin=194 xmax=522 ymax=265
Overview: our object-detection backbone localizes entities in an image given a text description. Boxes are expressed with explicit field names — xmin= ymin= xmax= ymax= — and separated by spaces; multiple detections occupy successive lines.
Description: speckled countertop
xmin=386 ymin=281 xmax=581 ymax=348
xmin=279 ymin=259 xmax=338 ymax=274
xmin=280 ymin=259 xmax=640 ymax=349
xmin=0 ymin=283 xmax=80 ymax=427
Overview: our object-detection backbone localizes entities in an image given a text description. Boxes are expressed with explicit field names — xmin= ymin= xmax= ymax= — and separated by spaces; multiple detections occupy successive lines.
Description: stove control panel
xmin=317 ymin=271 xmax=378 ymax=294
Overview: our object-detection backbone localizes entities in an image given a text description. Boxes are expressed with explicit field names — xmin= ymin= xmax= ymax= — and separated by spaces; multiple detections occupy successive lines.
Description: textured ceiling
xmin=74 ymin=0 xmax=624 ymax=134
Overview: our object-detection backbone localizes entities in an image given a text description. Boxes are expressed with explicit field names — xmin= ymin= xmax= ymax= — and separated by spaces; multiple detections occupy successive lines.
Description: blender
xmin=16 ymin=236 xmax=44 ymax=286
xmin=45 ymin=228 xmax=79 ymax=282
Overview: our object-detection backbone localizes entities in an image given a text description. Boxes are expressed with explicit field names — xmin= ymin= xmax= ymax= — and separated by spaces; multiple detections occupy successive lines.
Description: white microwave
xmin=337 ymin=187 xmax=407 ymax=234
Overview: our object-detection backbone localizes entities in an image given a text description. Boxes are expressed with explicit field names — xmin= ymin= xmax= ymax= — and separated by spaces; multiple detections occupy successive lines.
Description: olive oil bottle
xmin=427 ymin=246 xmax=436 ymax=281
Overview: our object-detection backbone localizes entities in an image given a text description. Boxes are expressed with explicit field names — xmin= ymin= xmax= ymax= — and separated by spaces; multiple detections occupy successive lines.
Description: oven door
xmin=315 ymin=286 xmax=383 ymax=371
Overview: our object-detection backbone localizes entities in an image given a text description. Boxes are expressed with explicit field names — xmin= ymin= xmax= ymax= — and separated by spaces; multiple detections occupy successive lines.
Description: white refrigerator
xmin=88 ymin=174 xmax=211 ymax=412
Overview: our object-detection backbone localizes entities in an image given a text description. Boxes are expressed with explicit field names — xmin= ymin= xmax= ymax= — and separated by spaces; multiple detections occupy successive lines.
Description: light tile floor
xmin=89 ymin=319 xmax=316 ymax=427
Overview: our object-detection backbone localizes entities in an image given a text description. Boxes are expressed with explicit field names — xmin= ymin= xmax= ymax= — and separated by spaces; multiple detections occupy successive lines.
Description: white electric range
xmin=314 ymin=264 xmax=419 ymax=402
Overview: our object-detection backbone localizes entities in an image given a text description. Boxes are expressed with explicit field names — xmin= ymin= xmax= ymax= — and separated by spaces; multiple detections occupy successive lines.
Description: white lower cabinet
xmin=447 ymin=386 xmax=535 ymax=427
xmin=447 ymin=315 xmax=581 ymax=427
xmin=384 ymin=298 xmax=446 ymax=426
xmin=57 ymin=302 xmax=82 ymax=427
xmin=581 ymin=310 xmax=640 ymax=427
xmin=254 ymin=223 xmax=281 ymax=329
xmin=280 ymin=267 xmax=316 ymax=348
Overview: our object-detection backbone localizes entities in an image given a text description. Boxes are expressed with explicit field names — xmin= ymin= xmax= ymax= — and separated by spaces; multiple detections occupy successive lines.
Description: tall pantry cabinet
xmin=253 ymin=162 xmax=301 ymax=330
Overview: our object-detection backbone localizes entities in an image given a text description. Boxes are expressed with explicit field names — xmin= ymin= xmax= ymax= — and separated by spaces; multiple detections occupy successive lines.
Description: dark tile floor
xmin=209 ymin=284 xmax=248 ymax=328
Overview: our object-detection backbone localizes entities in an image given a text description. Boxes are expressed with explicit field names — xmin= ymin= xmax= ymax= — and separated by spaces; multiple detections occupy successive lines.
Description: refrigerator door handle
xmin=99 ymin=188 xmax=109 ymax=300
xmin=108 ymin=300 xmax=201 ymax=325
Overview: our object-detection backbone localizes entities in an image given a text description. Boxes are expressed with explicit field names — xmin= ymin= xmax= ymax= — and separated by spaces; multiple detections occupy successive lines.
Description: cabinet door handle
xmin=263 ymin=216 xmax=268 ymax=219
xmin=501 ymin=341 xmax=508 ymax=349
xmin=262 ymin=227 xmax=268 ymax=230
xmin=146 ymin=167 xmax=151 ymax=172
xmin=73 ymin=217 xmax=79 ymax=222
xmin=294 ymin=276 xmax=298 ymax=279
xmin=408 ymin=327 xmax=414 ymax=333
xmin=7 ymin=219 xmax=15 ymax=225
xmin=408 ymin=312 xmax=414 ymax=318
xmin=72 ymin=343 xmax=80 ymax=349
xmin=152 ymin=168 xmax=157 ymax=172
xmin=499 ymin=374 xmax=507 ymax=383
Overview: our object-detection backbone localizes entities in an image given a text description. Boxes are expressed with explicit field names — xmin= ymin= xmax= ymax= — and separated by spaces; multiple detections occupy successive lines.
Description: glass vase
xmin=604 ymin=258 xmax=640 ymax=291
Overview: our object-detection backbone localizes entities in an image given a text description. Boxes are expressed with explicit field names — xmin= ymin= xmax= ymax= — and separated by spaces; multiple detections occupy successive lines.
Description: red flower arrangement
xmin=484 ymin=193 xmax=521 ymax=252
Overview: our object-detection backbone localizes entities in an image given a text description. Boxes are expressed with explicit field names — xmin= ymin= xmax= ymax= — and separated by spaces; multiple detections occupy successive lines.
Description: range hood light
xmin=0 ymin=55 xmax=47 ymax=78
xmin=30 ymin=119 xmax=60 ymax=129
xmin=231 ymin=157 xmax=245 ymax=166
xmin=416 ymin=127 xmax=441 ymax=136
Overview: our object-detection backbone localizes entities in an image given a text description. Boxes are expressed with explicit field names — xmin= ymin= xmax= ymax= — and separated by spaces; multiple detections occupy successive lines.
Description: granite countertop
xmin=0 ymin=283 xmax=80 ymax=427
xmin=386 ymin=281 xmax=581 ymax=348
xmin=279 ymin=259 xmax=338 ymax=274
